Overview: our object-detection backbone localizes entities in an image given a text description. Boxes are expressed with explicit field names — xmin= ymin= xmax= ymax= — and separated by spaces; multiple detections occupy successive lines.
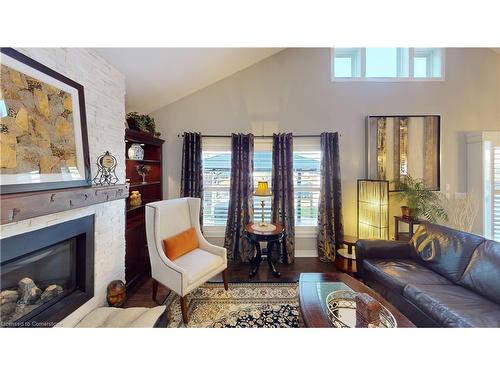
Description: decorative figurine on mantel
xmin=93 ymin=151 xmax=119 ymax=186
xmin=136 ymin=164 xmax=151 ymax=184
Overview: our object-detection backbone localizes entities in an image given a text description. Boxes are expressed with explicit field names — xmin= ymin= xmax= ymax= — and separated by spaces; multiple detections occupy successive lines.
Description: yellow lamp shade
xmin=254 ymin=180 xmax=272 ymax=196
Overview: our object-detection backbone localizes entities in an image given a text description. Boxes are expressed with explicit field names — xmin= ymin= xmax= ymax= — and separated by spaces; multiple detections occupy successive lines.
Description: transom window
xmin=332 ymin=48 xmax=444 ymax=80
xmin=413 ymin=48 xmax=442 ymax=78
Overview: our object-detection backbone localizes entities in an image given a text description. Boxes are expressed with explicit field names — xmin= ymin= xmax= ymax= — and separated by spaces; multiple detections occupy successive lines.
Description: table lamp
xmin=254 ymin=180 xmax=272 ymax=228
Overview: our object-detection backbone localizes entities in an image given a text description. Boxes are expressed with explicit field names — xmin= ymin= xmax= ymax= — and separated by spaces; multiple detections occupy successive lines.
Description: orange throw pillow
xmin=163 ymin=227 xmax=199 ymax=260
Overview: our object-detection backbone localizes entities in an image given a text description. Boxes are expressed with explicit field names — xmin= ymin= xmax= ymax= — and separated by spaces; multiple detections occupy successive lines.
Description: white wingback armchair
xmin=145 ymin=197 xmax=228 ymax=324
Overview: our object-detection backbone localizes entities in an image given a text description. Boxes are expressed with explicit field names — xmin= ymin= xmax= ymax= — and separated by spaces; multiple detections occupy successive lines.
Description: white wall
xmin=152 ymin=48 xmax=500 ymax=250
xmin=0 ymin=48 xmax=126 ymax=326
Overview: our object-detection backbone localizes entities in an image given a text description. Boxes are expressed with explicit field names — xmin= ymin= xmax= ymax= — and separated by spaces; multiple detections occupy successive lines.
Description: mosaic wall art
xmin=0 ymin=48 xmax=89 ymax=194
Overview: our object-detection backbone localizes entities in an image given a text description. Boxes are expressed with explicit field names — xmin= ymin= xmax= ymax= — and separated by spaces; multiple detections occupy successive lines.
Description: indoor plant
xmin=393 ymin=175 xmax=448 ymax=223
xmin=126 ymin=112 xmax=161 ymax=137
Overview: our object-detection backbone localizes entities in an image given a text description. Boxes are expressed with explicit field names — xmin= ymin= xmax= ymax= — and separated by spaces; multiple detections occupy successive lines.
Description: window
xmin=254 ymin=139 xmax=273 ymax=223
xmin=333 ymin=48 xmax=361 ymax=78
xmin=413 ymin=48 xmax=442 ymax=78
xmin=365 ymin=48 xmax=409 ymax=78
xmin=253 ymin=138 xmax=321 ymax=227
xmin=202 ymin=138 xmax=231 ymax=226
xmin=493 ymin=146 xmax=500 ymax=241
xmin=332 ymin=48 xmax=444 ymax=80
xmin=202 ymin=137 xmax=322 ymax=233
xmin=294 ymin=138 xmax=321 ymax=227
xmin=294 ymin=150 xmax=321 ymax=226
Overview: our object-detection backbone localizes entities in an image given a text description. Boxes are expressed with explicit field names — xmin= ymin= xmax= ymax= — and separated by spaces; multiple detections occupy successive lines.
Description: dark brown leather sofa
xmin=356 ymin=223 xmax=500 ymax=327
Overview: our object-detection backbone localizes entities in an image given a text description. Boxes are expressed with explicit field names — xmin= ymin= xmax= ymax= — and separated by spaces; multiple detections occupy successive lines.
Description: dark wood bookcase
xmin=124 ymin=128 xmax=164 ymax=291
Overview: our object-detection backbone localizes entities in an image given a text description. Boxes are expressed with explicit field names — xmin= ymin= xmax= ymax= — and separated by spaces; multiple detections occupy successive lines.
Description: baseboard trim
xmin=295 ymin=249 xmax=318 ymax=257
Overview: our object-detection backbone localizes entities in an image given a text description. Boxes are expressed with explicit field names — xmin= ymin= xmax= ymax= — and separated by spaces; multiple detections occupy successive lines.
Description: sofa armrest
xmin=356 ymin=240 xmax=411 ymax=277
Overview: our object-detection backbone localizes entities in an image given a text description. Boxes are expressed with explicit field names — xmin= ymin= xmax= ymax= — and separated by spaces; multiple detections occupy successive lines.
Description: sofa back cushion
xmin=409 ymin=223 xmax=485 ymax=283
xmin=458 ymin=240 xmax=500 ymax=305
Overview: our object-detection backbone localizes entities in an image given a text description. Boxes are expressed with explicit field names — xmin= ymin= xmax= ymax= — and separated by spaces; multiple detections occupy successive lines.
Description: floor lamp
xmin=357 ymin=179 xmax=389 ymax=240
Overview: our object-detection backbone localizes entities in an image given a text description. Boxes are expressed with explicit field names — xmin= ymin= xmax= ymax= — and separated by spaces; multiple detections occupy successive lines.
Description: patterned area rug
xmin=165 ymin=282 xmax=300 ymax=328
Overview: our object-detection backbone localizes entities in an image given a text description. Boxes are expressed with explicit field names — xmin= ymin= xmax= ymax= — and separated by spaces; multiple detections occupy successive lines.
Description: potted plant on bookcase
xmin=126 ymin=112 xmax=161 ymax=137
xmin=393 ymin=175 xmax=448 ymax=223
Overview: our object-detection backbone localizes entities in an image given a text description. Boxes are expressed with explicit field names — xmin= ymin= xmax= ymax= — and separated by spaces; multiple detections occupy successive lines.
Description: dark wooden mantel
xmin=1 ymin=184 xmax=129 ymax=225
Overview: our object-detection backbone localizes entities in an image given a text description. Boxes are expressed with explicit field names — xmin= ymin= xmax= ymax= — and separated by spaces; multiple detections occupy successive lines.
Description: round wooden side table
xmin=336 ymin=235 xmax=358 ymax=275
xmin=244 ymin=223 xmax=284 ymax=278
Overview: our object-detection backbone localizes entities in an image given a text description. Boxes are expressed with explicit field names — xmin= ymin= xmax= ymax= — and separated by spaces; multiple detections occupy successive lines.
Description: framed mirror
xmin=366 ymin=115 xmax=441 ymax=191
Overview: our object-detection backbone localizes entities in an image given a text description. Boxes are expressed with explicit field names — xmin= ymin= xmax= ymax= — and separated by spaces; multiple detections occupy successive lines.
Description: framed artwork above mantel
xmin=0 ymin=48 xmax=91 ymax=195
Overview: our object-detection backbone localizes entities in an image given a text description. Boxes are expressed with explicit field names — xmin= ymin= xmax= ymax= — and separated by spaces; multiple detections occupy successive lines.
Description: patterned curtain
xmin=180 ymin=132 xmax=203 ymax=224
xmin=317 ymin=132 xmax=344 ymax=262
xmin=224 ymin=133 xmax=254 ymax=262
xmin=271 ymin=133 xmax=295 ymax=264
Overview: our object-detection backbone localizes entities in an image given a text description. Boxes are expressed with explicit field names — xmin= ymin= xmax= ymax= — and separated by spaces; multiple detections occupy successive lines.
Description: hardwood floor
xmin=124 ymin=257 xmax=339 ymax=308
xmin=125 ymin=275 xmax=171 ymax=308
xmin=211 ymin=257 xmax=338 ymax=282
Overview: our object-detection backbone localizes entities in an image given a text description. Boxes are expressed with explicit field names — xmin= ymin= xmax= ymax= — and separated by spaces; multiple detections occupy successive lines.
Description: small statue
xmin=106 ymin=280 xmax=126 ymax=307
xmin=129 ymin=190 xmax=142 ymax=207
xmin=136 ymin=164 xmax=151 ymax=184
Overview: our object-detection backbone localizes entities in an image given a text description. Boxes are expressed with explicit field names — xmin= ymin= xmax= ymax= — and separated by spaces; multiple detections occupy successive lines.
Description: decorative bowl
xmin=326 ymin=290 xmax=397 ymax=328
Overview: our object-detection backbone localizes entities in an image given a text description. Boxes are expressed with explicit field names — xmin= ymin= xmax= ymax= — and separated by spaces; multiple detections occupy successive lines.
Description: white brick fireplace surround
xmin=0 ymin=48 xmax=126 ymax=327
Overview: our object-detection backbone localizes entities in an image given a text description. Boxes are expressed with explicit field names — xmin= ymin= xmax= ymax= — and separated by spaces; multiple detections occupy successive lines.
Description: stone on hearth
xmin=40 ymin=285 xmax=63 ymax=303
xmin=18 ymin=278 xmax=42 ymax=305
xmin=1 ymin=290 xmax=19 ymax=304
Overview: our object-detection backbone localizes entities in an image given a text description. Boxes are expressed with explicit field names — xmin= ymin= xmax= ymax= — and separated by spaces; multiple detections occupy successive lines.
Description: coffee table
xmin=298 ymin=273 xmax=415 ymax=328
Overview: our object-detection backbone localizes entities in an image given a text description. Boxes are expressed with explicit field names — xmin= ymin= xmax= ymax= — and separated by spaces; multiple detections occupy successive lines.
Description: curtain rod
xmin=177 ymin=133 xmax=340 ymax=138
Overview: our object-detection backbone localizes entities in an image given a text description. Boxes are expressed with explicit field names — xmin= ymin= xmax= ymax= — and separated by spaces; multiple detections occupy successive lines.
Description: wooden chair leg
xmin=222 ymin=269 xmax=228 ymax=291
xmin=152 ymin=279 xmax=158 ymax=303
xmin=180 ymin=296 xmax=189 ymax=324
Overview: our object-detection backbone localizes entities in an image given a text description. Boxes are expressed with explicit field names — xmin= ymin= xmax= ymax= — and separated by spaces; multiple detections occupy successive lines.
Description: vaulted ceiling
xmin=95 ymin=48 xmax=499 ymax=114
xmin=94 ymin=48 xmax=283 ymax=114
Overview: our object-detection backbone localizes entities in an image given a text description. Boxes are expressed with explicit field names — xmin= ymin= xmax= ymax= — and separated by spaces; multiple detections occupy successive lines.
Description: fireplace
xmin=1 ymin=215 xmax=94 ymax=327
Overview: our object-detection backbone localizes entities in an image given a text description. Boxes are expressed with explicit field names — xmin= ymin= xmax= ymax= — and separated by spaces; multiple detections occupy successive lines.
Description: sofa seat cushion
xmin=75 ymin=306 xmax=166 ymax=328
xmin=174 ymin=248 xmax=223 ymax=284
xmin=403 ymin=284 xmax=500 ymax=327
xmin=363 ymin=259 xmax=453 ymax=293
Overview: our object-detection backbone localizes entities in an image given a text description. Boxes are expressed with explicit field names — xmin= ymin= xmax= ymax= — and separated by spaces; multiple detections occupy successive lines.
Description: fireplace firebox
xmin=1 ymin=215 xmax=94 ymax=327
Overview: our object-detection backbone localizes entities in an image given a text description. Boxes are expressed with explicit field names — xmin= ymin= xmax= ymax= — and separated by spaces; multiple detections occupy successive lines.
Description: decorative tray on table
xmin=326 ymin=290 xmax=397 ymax=328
